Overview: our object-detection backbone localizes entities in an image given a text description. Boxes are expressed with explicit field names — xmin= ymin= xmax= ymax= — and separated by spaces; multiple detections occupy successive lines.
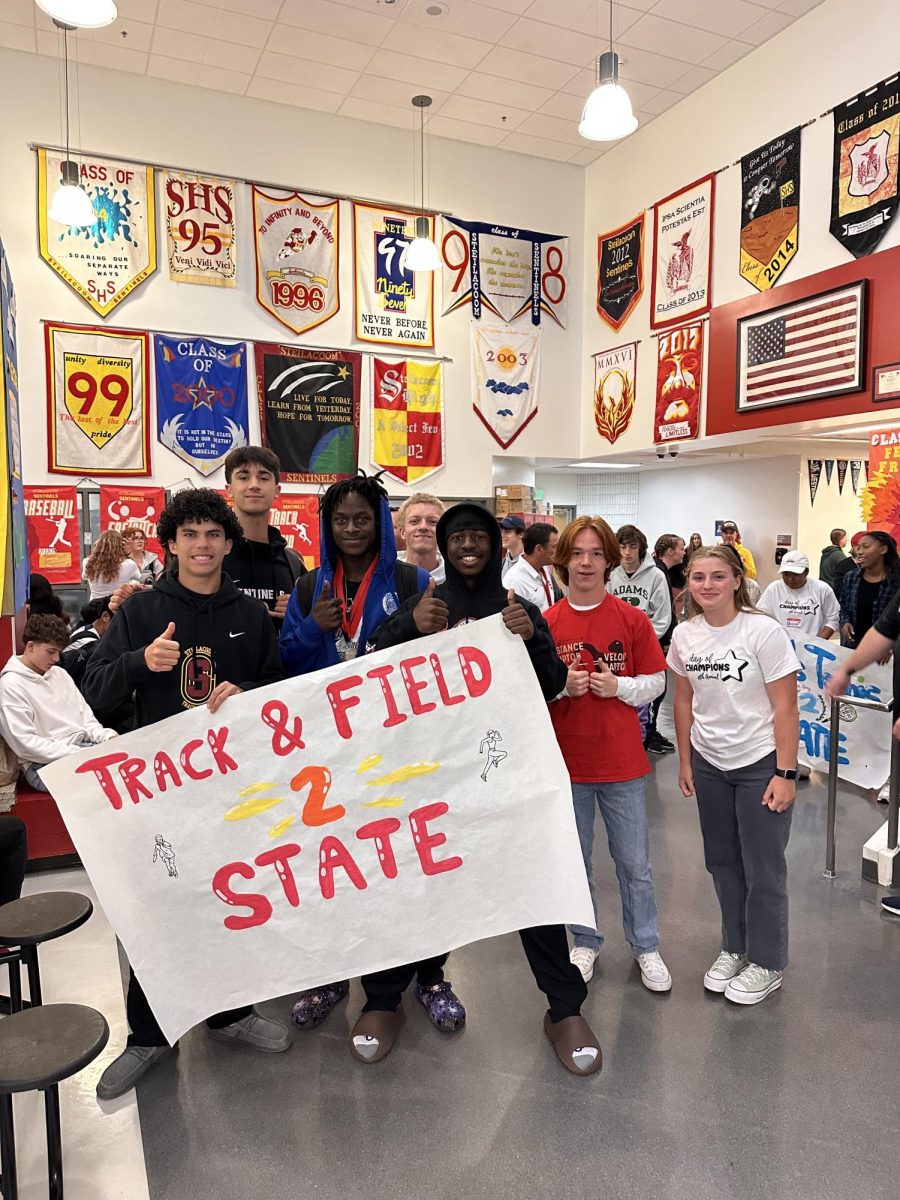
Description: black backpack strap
xmin=395 ymin=561 xmax=426 ymax=604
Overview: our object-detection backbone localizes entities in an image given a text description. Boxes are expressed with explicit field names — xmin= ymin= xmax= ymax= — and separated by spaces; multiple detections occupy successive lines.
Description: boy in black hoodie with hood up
xmin=364 ymin=502 xmax=602 ymax=1076
xmin=83 ymin=488 xmax=291 ymax=1100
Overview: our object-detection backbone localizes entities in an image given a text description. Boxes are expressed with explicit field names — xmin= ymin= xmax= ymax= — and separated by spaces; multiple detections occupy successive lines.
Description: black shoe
xmin=645 ymin=732 xmax=675 ymax=755
xmin=881 ymin=896 xmax=900 ymax=916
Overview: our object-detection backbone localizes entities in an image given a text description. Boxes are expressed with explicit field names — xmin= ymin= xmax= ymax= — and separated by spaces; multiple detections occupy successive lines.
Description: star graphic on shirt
xmin=719 ymin=650 xmax=750 ymax=682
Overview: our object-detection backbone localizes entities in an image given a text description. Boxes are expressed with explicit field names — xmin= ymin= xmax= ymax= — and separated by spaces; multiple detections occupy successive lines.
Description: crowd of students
xmin=1 ymin=455 xmax=898 ymax=1102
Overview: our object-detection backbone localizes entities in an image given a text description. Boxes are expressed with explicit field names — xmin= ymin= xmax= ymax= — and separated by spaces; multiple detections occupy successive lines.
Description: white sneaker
xmin=703 ymin=950 xmax=745 ymax=993
xmin=878 ymin=781 xmax=890 ymax=804
xmin=635 ymin=950 xmax=672 ymax=992
xmin=724 ymin=963 xmax=783 ymax=1005
xmin=570 ymin=945 xmax=599 ymax=982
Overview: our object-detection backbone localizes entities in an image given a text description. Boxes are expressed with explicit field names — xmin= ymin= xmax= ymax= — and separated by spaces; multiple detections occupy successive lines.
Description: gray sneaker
xmin=207 ymin=1009 xmax=292 ymax=1052
xmin=96 ymin=1045 xmax=174 ymax=1100
xmin=703 ymin=950 xmax=745 ymax=993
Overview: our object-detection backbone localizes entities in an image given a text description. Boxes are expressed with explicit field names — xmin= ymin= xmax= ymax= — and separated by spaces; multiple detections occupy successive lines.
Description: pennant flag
xmin=850 ymin=459 xmax=862 ymax=494
xmin=825 ymin=460 xmax=834 ymax=485
xmin=154 ymin=335 xmax=249 ymax=477
xmin=353 ymin=203 xmax=435 ymax=348
xmin=254 ymin=342 xmax=361 ymax=485
xmin=0 ymin=237 xmax=28 ymax=616
xmin=830 ymin=73 xmax=900 ymax=258
xmin=253 ymin=188 xmax=340 ymax=335
xmin=372 ymin=358 xmax=444 ymax=485
xmin=441 ymin=216 xmax=568 ymax=328
xmin=99 ymin=486 xmax=165 ymax=561
xmin=650 ymin=174 xmax=714 ymax=329
xmin=471 ymin=325 xmax=541 ymax=450
xmin=593 ymin=343 xmax=637 ymax=445
xmin=654 ymin=322 xmax=703 ymax=443
xmin=740 ymin=128 xmax=800 ymax=291
xmin=865 ymin=460 xmax=870 ymax=483
xmin=37 ymin=148 xmax=156 ymax=316
xmin=164 ymin=172 xmax=236 ymax=287
xmin=24 ymin=486 xmax=81 ymax=585
xmin=837 ymin=459 xmax=848 ymax=494
xmin=270 ymin=494 xmax=320 ymax=570
xmin=45 ymin=322 xmax=150 ymax=476
xmin=808 ymin=460 xmax=822 ymax=506
xmin=597 ymin=214 xmax=644 ymax=331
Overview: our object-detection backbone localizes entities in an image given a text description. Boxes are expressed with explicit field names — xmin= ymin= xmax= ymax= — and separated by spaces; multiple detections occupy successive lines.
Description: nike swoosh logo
xmin=229 ymin=632 xmax=245 ymax=639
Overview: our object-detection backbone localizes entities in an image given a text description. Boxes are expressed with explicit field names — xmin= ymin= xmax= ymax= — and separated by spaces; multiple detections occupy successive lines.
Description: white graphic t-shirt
xmin=757 ymin=577 xmax=840 ymax=638
xmin=668 ymin=610 xmax=801 ymax=770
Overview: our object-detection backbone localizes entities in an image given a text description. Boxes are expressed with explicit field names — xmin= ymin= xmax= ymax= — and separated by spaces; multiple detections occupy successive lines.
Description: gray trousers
xmin=692 ymin=750 xmax=792 ymax=971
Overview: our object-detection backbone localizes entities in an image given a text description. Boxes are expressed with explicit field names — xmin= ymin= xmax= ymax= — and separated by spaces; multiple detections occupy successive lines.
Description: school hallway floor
xmin=10 ymin=748 xmax=899 ymax=1200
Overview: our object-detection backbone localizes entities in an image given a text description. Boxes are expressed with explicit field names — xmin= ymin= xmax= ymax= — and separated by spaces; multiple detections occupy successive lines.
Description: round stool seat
xmin=0 ymin=1004 xmax=109 ymax=1093
xmin=0 ymin=892 xmax=92 ymax=947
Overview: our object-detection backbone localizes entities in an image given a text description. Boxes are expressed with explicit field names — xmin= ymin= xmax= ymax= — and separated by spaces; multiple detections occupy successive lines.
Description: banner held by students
xmin=654 ymin=322 xmax=703 ymax=443
xmin=42 ymin=616 xmax=594 ymax=1046
xmin=253 ymin=188 xmax=340 ymax=335
xmin=99 ymin=485 xmax=165 ymax=561
xmin=354 ymin=203 xmax=435 ymax=348
xmin=165 ymin=172 xmax=236 ymax=287
xmin=24 ymin=485 xmax=81 ymax=585
xmin=830 ymin=73 xmax=900 ymax=258
xmin=597 ymin=215 xmax=644 ymax=331
xmin=650 ymin=175 xmax=714 ymax=329
xmin=472 ymin=324 xmax=541 ymax=450
xmin=740 ymin=128 xmax=800 ymax=291
xmin=372 ymin=357 xmax=444 ymax=485
xmin=593 ymin=343 xmax=637 ymax=445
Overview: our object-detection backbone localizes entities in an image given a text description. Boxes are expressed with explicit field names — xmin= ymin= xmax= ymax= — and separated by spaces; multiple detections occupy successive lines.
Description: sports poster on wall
xmin=154 ymin=335 xmax=249 ymax=477
xmin=650 ymin=174 xmax=714 ymax=329
xmin=593 ymin=343 xmax=637 ymax=446
xmin=654 ymin=322 xmax=703 ymax=444
xmin=0 ymin=238 xmax=28 ymax=615
xmin=441 ymin=216 xmax=568 ymax=328
xmin=740 ymin=128 xmax=801 ymax=291
xmin=471 ymin=324 xmax=541 ymax=450
xmin=24 ymin=486 xmax=81 ymax=585
xmin=164 ymin=172 xmax=236 ymax=287
xmin=270 ymin=494 xmax=320 ymax=570
xmin=596 ymin=215 xmax=644 ymax=331
xmin=353 ymin=203 xmax=435 ymax=348
xmin=99 ymin=486 xmax=165 ymax=561
xmin=830 ymin=72 xmax=900 ymax=258
xmin=371 ymin=357 xmax=444 ymax=485
xmin=45 ymin=322 xmax=151 ymax=477
xmin=37 ymin=148 xmax=156 ymax=317
xmin=252 ymin=187 xmax=340 ymax=336
xmin=254 ymin=342 xmax=361 ymax=485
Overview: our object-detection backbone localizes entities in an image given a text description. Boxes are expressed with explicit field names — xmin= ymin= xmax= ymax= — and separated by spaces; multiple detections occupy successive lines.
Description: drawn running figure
xmin=48 ymin=516 xmax=72 ymax=550
xmin=479 ymin=729 xmax=508 ymax=781
xmin=152 ymin=834 xmax=178 ymax=878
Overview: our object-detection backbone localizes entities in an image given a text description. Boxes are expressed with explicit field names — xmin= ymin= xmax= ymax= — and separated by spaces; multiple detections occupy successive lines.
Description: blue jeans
xmin=569 ymin=779 xmax=660 ymax=956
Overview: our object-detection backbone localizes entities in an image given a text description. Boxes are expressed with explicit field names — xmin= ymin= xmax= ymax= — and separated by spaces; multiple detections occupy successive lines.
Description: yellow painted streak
xmin=356 ymin=754 xmax=384 ymax=774
xmin=268 ymin=815 xmax=297 ymax=838
xmin=366 ymin=762 xmax=440 ymax=786
xmin=224 ymin=795 xmax=284 ymax=821
xmin=236 ymin=782 xmax=276 ymax=797
xmin=362 ymin=797 xmax=404 ymax=809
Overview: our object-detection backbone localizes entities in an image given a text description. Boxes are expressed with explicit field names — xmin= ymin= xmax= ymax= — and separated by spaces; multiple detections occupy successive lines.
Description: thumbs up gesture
xmin=312 ymin=579 xmax=343 ymax=632
xmin=589 ymin=656 xmax=619 ymax=698
xmin=413 ymin=575 xmax=449 ymax=634
xmin=502 ymin=588 xmax=534 ymax=641
xmin=144 ymin=621 xmax=181 ymax=673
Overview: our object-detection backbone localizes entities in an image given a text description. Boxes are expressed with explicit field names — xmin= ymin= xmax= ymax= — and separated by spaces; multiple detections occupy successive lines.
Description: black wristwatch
xmin=773 ymin=767 xmax=797 ymax=780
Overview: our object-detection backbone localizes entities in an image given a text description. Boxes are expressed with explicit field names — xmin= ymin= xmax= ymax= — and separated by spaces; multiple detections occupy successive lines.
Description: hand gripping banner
xmin=830 ymin=73 xmax=900 ymax=258
xmin=650 ymin=174 xmax=714 ymax=330
xmin=471 ymin=324 xmax=541 ymax=450
xmin=740 ymin=128 xmax=801 ymax=291
xmin=164 ymin=172 xmax=237 ymax=287
xmin=253 ymin=187 xmax=340 ymax=335
xmin=353 ymin=203 xmax=435 ymax=348
xmin=597 ymin=215 xmax=644 ymax=331
xmin=371 ymin=357 xmax=444 ymax=485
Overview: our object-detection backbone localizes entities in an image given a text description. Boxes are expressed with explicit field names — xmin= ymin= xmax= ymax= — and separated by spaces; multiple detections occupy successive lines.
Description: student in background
xmin=719 ymin=521 xmax=757 ymax=580
xmin=819 ymin=528 xmax=847 ymax=593
xmin=839 ymin=531 xmax=900 ymax=649
xmin=83 ymin=531 xmax=141 ymax=600
xmin=502 ymin=522 xmax=560 ymax=612
xmin=397 ymin=492 xmax=445 ymax=582
xmin=122 ymin=526 xmax=163 ymax=585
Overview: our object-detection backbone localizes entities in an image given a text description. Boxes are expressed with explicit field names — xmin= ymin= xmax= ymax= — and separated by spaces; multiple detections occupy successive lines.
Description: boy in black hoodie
xmin=364 ymin=502 xmax=602 ymax=1076
xmin=83 ymin=489 xmax=291 ymax=1100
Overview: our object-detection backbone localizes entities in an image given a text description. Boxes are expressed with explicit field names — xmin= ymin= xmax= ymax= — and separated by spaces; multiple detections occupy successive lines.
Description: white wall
xmin=0 ymin=47 xmax=585 ymax=501
xmin=797 ymin=455 xmax=869 ymax=567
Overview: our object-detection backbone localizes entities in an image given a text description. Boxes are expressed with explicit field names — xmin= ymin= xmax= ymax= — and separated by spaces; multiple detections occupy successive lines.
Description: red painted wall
xmin=706 ymin=244 xmax=900 ymax=436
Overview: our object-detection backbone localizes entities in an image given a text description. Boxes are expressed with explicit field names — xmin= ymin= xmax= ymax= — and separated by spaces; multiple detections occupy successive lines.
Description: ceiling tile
xmin=247 ymin=76 xmax=293 ymax=104
xmin=538 ymin=90 xmax=587 ymax=120
xmin=367 ymin=48 xmax=470 ymax=90
xmin=155 ymin=0 xmax=213 ymax=38
xmin=35 ymin=30 xmax=58 ymax=57
xmin=0 ymin=20 xmax=35 ymax=52
xmin=266 ymin=24 xmax=375 ymax=71
xmin=200 ymin=64 xmax=250 ymax=94
xmin=777 ymin=0 xmax=824 ymax=13
xmin=212 ymin=10 xmax=273 ymax=48
xmin=649 ymin=0 xmax=716 ymax=21
xmin=82 ymin=41 xmax=149 ymax=73
xmin=516 ymin=111 xmax=583 ymax=146
xmin=639 ymin=88 xmax=683 ymax=115
xmin=693 ymin=0 xmax=772 ymax=36
xmin=478 ymin=0 xmax=534 ymax=15
xmin=349 ymin=74 xmax=449 ymax=111
xmin=568 ymin=145 xmax=607 ymax=166
xmin=257 ymin=50 xmax=359 ymax=94
xmin=445 ymin=3 xmax=519 ymax=41
xmin=87 ymin=18 xmax=155 ymax=53
xmin=290 ymin=88 xmax=345 ymax=115
xmin=203 ymin=37 xmax=261 ymax=74
xmin=440 ymin=93 xmax=531 ymax=130
xmin=457 ymin=71 xmax=555 ymax=110
xmin=476 ymin=44 xmax=581 ymax=89
xmin=702 ymin=38 xmax=751 ymax=69
xmin=214 ymin=0 xmax=282 ymax=18
xmin=152 ymin=25 xmax=207 ymax=62
xmin=669 ymin=64 xmax=717 ymax=94
xmin=525 ymin=0 xmax=595 ymax=28
xmin=666 ymin=27 xmax=729 ymax=63
xmin=338 ymin=96 xmax=417 ymax=131
xmin=424 ymin=30 xmax=494 ymax=69
xmin=3 ymin=0 xmax=37 ymax=25
xmin=428 ymin=115 xmax=506 ymax=146
xmin=496 ymin=131 xmax=575 ymax=161
xmin=116 ymin=0 xmax=159 ymax=17
xmin=619 ymin=13 xmax=691 ymax=55
xmin=549 ymin=27 xmax=602 ymax=67
xmin=739 ymin=8 xmax=795 ymax=41
xmin=503 ymin=17 xmax=563 ymax=57
xmin=617 ymin=47 xmax=691 ymax=87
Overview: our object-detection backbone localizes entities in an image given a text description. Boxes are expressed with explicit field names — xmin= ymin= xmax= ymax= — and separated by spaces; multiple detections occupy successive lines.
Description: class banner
xmin=441 ymin=216 xmax=568 ymax=328
xmin=45 ymin=322 xmax=150 ymax=477
xmin=861 ymin=427 xmax=900 ymax=542
xmin=654 ymin=322 xmax=703 ymax=444
xmin=0 ymin=238 xmax=28 ymax=616
xmin=372 ymin=357 xmax=444 ymax=485
xmin=154 ymin=335 xmax=249 ymax=477
xmin=270 ymin=494 xmax=320 ymax=570
xmin=24 ymin=486 xmax=81 ymax=585
xmin=37 ymin=148 xmax=156 ymax=317
xmin=593 ymin=343 xmax=637 ymax=445
xmin=830 ymin=73 xmax=900 ymax=258
xmin=99 ymin=485 xmax=165 ymax=562
xmin=252 ymin=188 xmax=340 ymax=336
xmin=353 ymin=203 xmax=435 ymax=348
xmin=41 ymin=616 xmax=594 ymax=1046
xmin=596 ymin=214 xmax=644 ymax=331
xmin=164 ymin=172 xmax=236 ymax=287
xmin=740 ymin=128 xmax=800 ymax=291
xmin=254 ymin=342 xmax=361 ymax=485
xmin=650 ymin=174 xmax=714 ymax=329
xmin=471 ymin=324 xmax=541 ymax=450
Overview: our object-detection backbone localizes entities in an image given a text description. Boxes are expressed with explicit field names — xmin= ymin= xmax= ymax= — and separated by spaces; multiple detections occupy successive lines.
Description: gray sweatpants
xmin=692 ymin=749 xmax=792 ymax=971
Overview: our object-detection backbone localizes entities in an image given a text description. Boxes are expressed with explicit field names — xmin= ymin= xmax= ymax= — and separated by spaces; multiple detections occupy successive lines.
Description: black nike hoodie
xmin=370 ymin=502 xmax=567 ymax=700
xmin=82 ymin=571 xmax=282 ymax=729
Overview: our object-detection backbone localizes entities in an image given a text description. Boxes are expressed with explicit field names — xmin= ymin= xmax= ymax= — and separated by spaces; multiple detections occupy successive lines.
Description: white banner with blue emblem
xmin=471 ymin=324 xmax=541 ymax=450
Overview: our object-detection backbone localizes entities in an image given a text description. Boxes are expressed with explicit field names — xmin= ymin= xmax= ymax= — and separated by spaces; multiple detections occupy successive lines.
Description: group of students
xmin=6 ymin=451 xmax=889 ymax=1103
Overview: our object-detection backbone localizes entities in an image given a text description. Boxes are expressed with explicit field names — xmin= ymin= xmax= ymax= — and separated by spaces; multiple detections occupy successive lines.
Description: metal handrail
xmin=824 ymin=695 xmax=899 ymax=879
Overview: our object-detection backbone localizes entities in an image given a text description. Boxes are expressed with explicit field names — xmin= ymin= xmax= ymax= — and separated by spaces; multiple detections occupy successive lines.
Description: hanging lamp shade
xmin=405 ymin=215 xmax=441 ymax=272
xmin=36 ymin=1 xmax=118 ymax=27
xmin=578 ymin=51 xmax=638 ymax=142
xmin=49 ymin=159 xmax=95 ymax=226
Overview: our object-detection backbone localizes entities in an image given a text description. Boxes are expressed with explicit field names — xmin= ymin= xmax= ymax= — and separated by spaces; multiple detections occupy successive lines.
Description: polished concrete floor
xmin=12 ymin=748 xmax=899 ymax=1200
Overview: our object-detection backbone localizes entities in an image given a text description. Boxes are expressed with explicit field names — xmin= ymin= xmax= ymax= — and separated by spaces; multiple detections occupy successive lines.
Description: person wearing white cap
xmin=758 ymin=551 xmax=840 ymax=640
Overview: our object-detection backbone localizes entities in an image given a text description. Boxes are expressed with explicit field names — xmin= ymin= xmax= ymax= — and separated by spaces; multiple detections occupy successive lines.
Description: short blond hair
xmin=397 ymin=493 xmax=444 ymax=526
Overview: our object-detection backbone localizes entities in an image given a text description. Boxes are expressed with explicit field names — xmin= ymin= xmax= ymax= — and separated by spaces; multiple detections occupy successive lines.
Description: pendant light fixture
xmin=48 ymin=21 xmax=96 ymax=228
xmin=405 ymin=94 xmax=441 ymax=273
xmin=36 ymin=1 xmax=118 ymax=28
xmin=579 ymin=0 xmax=638 ymax=143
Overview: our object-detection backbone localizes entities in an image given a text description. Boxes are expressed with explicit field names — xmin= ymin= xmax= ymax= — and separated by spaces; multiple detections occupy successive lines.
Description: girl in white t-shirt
xmin=83 ymin=530 xmax=141 ymax=600
xmin=668 ymin=546 xmax=801 ymax=1006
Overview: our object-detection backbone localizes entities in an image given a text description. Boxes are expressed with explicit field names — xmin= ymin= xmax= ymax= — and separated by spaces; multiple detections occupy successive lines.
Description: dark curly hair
xmin=320 ymin=470 xmax=389 ymax=533
xmin=156 ymin=488 xmax=243 ymax=548
xmin=24 ymin=613 xmax=70 ymax=650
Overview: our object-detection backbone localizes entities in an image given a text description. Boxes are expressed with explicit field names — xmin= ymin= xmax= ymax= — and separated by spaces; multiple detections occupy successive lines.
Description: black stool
xmin=0 ymin=1003 xmax=109 ymax=1200
xmin=0 ymin=893 xmax=93 ymax=1011
xmin=0 ymin=945 xmax=24 ymax=1014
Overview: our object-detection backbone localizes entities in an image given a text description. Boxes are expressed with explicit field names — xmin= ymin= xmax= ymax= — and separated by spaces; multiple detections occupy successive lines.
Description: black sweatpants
xmin=126 ymin=967 xmax=251 ymax=1047
xmin=0 ymin=816 xmax=27 ymax=906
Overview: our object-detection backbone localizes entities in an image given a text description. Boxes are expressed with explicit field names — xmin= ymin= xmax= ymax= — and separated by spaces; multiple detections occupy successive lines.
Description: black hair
xmin=524 ymin=522 xmax=557 ymax=554
xmin=320 ymin=470 xmax=389 ymax=532
xmin=862 ymin=530 xmax=900 ymax=576
xmin=27 ymin=573 xmax=66 ymax=620
xmin=615 ymin=523 xmax=648 ymax=562
xmin=79 ymin=596 xmax=111 ymax=625
xmin=654 ymin=533 xmax=683 ymax=558
xmin=156 ymin=488 xmax=243 ymax=547
xmin=224 ymin=445 xmax=281 ymax=484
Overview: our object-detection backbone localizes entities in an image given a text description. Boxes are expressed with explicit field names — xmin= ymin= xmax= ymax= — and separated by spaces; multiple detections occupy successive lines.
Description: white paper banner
xmin=42 ymin=616 xmax=592 ymax=1044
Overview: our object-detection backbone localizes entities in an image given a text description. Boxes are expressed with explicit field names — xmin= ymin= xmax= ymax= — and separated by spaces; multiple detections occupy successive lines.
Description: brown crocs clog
xmin=350 ymin=1007 xmax=404 ymax=1064
xmin=543 ymin=1013 xmax=602 ymax=1076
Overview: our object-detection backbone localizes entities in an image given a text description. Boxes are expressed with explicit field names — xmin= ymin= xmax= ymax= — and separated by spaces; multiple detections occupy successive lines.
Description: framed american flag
xmin=736 ymin=280 xmax=867 ymax=412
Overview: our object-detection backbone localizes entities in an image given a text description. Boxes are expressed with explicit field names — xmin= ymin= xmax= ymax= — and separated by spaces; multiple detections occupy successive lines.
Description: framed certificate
xmin=873 ymin=363 xmax=900 ymax=404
